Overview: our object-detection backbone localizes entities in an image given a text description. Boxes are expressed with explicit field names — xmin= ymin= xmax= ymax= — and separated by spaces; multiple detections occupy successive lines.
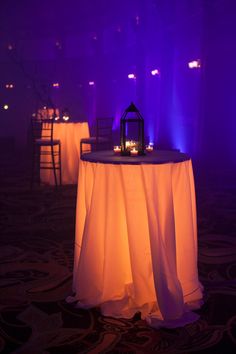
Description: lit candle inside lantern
xmin=113 ymin=145 xmax=121 ymax=154
xmin=125 ymin=140 xmax=131 ymax=149
xmin=146 ymin=144 xmax=154 ymax=152
xmin=130 ymin=147 xmax=138 ymax=156
xmin=126 ymin=140 xmax=138 ymax=151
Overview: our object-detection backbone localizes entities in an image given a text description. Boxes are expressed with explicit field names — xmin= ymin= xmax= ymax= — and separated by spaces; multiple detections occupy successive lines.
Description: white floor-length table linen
xmin=41 ymin=122 xmax=90 ymax=185
xmin=69 ymin=150 xmax=203 ymax=328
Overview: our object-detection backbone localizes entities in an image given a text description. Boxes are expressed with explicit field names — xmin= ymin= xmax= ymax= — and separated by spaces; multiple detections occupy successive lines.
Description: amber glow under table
xmin=70 ymin=150 xmax=203 ymax=328
xmin=41 ymin=122 xmax=90 ymax=185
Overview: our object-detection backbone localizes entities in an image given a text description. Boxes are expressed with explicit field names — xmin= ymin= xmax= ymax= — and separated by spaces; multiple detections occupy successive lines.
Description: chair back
xmin=31 ymin=109 xmax=56 ymax=142
xmin=96 ymin=117 xmax=114 ymax=142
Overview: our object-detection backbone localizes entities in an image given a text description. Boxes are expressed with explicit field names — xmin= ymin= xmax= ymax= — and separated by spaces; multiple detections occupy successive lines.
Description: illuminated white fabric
xmin=41 ymin=122 xmax=89 ymax=185
xmin=71 ymin=159 xmax=203 ymax=328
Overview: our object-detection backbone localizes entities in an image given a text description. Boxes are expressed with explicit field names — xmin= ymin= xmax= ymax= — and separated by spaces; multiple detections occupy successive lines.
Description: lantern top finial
xmin=125 ymin=102 xmax=139 ymax=113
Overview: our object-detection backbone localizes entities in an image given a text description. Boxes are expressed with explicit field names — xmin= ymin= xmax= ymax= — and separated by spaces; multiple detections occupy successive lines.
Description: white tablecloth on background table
xmin=69 ymin=152 xmax=203 ymax=329
xmin=41 ymin=122 xmax=89 ymax=185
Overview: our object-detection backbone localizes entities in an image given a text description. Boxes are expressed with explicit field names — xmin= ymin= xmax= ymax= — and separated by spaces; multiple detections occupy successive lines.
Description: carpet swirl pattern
xmin=0 ymin=155 xmax=235 ymax=353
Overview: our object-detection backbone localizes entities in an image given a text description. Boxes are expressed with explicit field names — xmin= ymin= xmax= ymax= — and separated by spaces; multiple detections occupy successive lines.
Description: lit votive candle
xmin=146 ymin=144 xmax=154 ymax=152
xmin=113 ymin=145 xmax=121 ymax=154
xmin=130 ymin=147 xmax=138 ymax=156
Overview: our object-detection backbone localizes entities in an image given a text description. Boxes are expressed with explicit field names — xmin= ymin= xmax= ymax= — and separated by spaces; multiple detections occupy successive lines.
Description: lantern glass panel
xmin=120 ymin=103 xmax=145 ymax=156
xmin=125 ymin=122 xmax=140 ymax=150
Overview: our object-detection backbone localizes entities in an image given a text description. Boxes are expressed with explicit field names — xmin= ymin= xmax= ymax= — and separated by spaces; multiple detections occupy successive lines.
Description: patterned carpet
xmin=0 ymin=151 xmax=236 ymax=354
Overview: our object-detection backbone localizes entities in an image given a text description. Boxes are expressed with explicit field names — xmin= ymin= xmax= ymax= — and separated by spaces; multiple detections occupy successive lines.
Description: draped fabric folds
xmin=71 ymin=159 xmax=203 ymax=328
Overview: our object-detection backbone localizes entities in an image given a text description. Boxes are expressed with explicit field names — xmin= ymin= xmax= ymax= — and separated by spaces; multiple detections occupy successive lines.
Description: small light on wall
xmin=55 ymin=41 xmax=62 ymax=49
xmin=52 ymin=83 xmax=60 ymax=88
xmin=3 ymin=105 xmax=9 ymax=110
xmin=89 ymin=81 xmax=95 ymax=86
xmin=151 ymin=69 xmax=160 ymax=76
xmin=188 ymin=59 xmax=201 ymax=69
xmin=135 ymin=16 xmax=140 ymax=25
xmin=128 ymin=73 xmax=136 ymax=79
xmin=5 ymin=83 xmax=14 ymax=89
xmin=7 ymin=44 xmax=13 ymax=50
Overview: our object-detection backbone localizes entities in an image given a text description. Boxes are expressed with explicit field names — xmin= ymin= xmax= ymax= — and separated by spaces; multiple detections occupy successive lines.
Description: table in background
xmin=69 ymin=150 xmax=203 ymax=329
xmin=41 ymin=122 xmax=90 ymax=185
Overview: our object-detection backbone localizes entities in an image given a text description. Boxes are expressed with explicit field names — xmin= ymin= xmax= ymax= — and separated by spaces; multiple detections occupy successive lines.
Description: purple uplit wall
xmin=0 ymin=0 xmax=236 ymax=168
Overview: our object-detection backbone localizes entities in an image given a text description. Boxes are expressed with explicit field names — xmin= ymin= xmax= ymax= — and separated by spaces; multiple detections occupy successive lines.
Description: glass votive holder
xmin=113 ymin=145 xmax=121 ymax=154
xmin=146 ymin=144 xmax=154 ymax=153
xmin=130 ymin=147 xmax=138 ymax=156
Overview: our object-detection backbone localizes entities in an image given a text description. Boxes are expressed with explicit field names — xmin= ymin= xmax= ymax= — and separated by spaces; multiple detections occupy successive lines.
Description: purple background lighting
xmin=0 ymin=0 xmax=236 ymax=169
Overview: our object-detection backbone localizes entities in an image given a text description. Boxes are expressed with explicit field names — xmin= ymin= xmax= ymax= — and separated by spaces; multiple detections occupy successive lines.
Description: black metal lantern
xmin=120 ymin=102 xmax=145 ymax=156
